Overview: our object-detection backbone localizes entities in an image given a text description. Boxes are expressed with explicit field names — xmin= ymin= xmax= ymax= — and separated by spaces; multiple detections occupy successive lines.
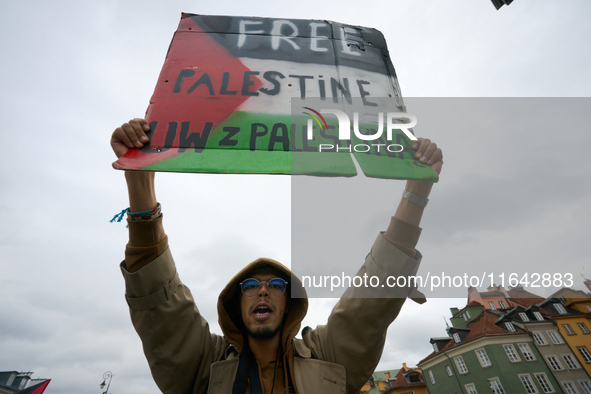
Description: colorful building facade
xmin=360 ymin=369 xmax=399 ymax=394
xmin=419 ymin=304 xmax=563 ymax=394
xmin=547 ymin=288 xmax=591 ymax=381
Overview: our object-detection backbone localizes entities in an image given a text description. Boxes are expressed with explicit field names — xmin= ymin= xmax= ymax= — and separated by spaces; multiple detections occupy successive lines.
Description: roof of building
xmin=507 ymin=287 xmax=545 ymax=300
xmin=480 ymin=291 xmax=506 ymax=298
xmin=510 ymin=297 xmax=545 ymax=307
xmin=389 ymin=365 xmax=426 ymax=389
xmin=430 ymin=337 xmax=452 ymax=342
xmin=419 ymin=309 xmax=526 ymax=364
xmin=548 ymin=287 xmax=591 ymax=299
xmin=369 ymin=369 xmax=399 ymax=382
xmin=469 ymin=285 xmax=544 ymax=305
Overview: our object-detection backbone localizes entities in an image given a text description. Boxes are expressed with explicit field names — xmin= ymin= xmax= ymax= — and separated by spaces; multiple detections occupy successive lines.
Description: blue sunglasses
xmin=239 ymin=278 xmax=288 ymax=297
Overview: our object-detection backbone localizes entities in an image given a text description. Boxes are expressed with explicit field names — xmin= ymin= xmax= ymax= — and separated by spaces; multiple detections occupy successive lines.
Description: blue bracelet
xmin=128 ymin=204 xmax=162 ymax=221
xmin=110 ymin=204 xmax=162 ymax=225
xmin=110 ymin=208 xmax=130 ymax=223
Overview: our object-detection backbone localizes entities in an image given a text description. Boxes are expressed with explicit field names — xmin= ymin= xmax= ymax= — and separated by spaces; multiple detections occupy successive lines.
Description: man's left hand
xmin=413 ymin=138 xmax=443 ymax=176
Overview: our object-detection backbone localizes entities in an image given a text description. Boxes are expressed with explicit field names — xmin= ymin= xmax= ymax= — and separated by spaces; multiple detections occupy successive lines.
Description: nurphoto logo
xmin=302 ymin=106 xmax=417 ymax=153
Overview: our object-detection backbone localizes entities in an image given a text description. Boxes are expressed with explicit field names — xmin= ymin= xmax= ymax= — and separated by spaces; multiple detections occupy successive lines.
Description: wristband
xmin=110 ymin=204 xmax=162 ymax=225
xmin=128 ymin=204 xmax=162 ymax=222
xmin=402 ymin=190 xmax=428 ymax=208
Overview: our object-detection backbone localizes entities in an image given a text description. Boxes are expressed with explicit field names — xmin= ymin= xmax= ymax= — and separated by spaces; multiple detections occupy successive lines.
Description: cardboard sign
xmin=114 ymin=13 xmax=438 ymax=181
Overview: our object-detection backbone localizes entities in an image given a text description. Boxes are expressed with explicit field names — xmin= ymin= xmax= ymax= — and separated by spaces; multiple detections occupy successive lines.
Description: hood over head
xmin=218 ymin=257 xmax=308 ymax=353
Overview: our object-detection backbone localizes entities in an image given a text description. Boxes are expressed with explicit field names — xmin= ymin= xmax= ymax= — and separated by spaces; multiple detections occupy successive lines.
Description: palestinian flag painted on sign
xmin=114 ymin=13 xmax=437 ymax=181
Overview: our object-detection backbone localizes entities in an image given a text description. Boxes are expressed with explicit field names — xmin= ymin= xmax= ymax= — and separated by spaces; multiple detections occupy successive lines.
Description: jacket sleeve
xmin=121 ymin=245 xmax=228 ymax=394
xmin=302 ymin=232 xmax=424 ymax=394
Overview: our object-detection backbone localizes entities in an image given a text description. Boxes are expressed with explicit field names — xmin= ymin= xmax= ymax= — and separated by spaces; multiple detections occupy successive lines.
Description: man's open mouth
xmin=253 ymin=305 xmax=272 ymax=319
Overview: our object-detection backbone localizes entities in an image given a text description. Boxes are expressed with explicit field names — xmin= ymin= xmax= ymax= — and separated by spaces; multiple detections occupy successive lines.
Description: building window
xmin=563 ymin=324 xmax=575 ymax=335
xmin=578 ymin=323 xmax=590 ymax=334
xmin=453 ymin=333 xmax=461 ymax=343
xmin=446 ymin=365 xmax=453 ymax=376
xmin=6 ymin=373 xmax=16 ymax=386
xmin=519 ymin=374 xmax=539 ymax=394
xmin=546 ymin=355 xmax=564 ymax=371
xmin=562 ymin=381 xmax=579 ymax=394
xmin=558 ymin=296 xmax=567 ymax=303
xmin=578 ymin=347 xmax=591 ymax=363
xmin=466 ymin=383 xmax=478 ymax=394
xmin=547 ymin=331 xmax=563 ymax=344
xmin=455 ymin=356 xmax=469 ymax=374
xmin=489 ymin=378 xmax=506 ymax=394
xmin=409 ymin=374 xmax=421 ymax=383
xmin=433 ymin=343 xmax=439 ymax=353
xmin=533 ymin=332 xmax=547 ymax=345
xmin=499 ymin=301 xmax=507 ymax=309
xmin=579 ymin=380 xmax=591 ymax=394
xmin=428 ymin=369 xmax=435 ymax=384
xmin=563 ymin=354 xmax=581 ymax=369
xmin=534 ymin=311 xmax=544 ymax=321
xmin=519 ymin=312 xmax=530 ymax=322
xmin=535 ymin=373 xmax=555 ymax=393
xmin=466 ymin=310 xmax=471 ymax=319
xmin=554 ymin=303 xmax=567 ymax=314
xmin=519 ymin=343 xmax=536 ymax=361
xmin=476 ymin=348 xmax=492 ymax=367
xmin=587 ymin=305 xmax=591 ymax=312
xmin=503 ymin=344 xmax=521 ymax=362
xmin=489 ymin=301 xmax=496 ymax=310
xmin=505 ymin=322 xmax=516 ymax=332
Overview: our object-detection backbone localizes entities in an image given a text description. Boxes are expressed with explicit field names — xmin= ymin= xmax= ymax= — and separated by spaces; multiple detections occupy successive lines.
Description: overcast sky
xmin=1 ymin=1 xmax=590 ymax=393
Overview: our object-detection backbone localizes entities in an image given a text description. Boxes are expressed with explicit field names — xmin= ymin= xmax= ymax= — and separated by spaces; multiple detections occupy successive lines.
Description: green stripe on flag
xmin=138 ymin=111 xmax=437 ymax=180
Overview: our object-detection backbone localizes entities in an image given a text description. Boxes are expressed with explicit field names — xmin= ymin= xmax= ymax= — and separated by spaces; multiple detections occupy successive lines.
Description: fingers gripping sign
xmin=110 ymin=118 xmax=156 ymax=213
xmin=412 ymin=138 xmax=443 ymax=176
xmin=110 ymin=118 xmax=151 ymax=159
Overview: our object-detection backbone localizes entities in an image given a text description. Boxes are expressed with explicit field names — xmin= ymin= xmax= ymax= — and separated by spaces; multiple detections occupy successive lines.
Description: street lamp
xmin=99 ymin=371 xmax=113 ymax=394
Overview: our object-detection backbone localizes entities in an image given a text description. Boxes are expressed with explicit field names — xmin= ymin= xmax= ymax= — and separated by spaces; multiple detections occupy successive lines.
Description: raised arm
xmin=302 ymin=138 xmax=443 ymax=394
xmin=111 ymin=118 xmax=157 ymax=213
xmin=384 ymin=138 xmax=443 ymax=256
xmin=112 ymin=119 xmax=226 ymax=393
xmin=394 ymin=138 xmax=443 ymax=227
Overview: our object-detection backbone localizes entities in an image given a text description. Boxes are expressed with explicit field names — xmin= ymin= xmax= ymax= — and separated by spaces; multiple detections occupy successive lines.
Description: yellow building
xmin=547 ymin=288 xmax=591 ymax=377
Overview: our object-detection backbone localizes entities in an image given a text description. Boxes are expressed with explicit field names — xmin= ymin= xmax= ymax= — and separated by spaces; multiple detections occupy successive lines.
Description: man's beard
xmin=247 ymin=324 xmax=282 ymax=340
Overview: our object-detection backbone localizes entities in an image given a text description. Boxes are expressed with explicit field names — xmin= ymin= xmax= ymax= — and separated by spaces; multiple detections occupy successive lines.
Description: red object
xmin=116 ymin=15 xmax=262 ymax=169
xmin=14 ymin=379 xmax=51 ymax=394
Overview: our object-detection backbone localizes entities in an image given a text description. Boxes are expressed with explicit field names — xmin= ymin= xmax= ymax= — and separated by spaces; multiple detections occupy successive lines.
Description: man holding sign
xmin=111 ymin=118 xmax=442 ymax=393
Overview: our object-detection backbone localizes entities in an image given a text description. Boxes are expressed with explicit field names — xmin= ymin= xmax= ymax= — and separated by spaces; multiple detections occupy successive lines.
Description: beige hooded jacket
xmin=120 ymin=217 xmax=423 ymax=394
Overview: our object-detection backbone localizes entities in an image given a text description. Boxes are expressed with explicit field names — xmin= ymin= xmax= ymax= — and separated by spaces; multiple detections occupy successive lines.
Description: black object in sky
xmin=491 ymin=0 xmax=514 ymax=10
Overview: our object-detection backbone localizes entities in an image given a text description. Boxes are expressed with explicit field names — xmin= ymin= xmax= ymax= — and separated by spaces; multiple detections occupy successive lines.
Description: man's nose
xmin=257 ymin=283 xmax=270 ymax=297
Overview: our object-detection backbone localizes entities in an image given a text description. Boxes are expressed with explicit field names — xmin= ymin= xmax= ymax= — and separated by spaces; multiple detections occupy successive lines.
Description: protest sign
xmin=114 ymin=13 xmax=438 ymax=181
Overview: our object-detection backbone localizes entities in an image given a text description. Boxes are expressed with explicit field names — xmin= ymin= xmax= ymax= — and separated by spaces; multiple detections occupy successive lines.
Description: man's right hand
xmin=111 ymin=118 xmax=151 ymax=158
xmin=111 ymin=118 xmax=157 ymax=212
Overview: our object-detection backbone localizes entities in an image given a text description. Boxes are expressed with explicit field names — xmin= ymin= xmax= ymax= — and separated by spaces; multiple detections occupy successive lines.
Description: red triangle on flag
xmin=116 ymin=15 xmax=262 ymax=170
